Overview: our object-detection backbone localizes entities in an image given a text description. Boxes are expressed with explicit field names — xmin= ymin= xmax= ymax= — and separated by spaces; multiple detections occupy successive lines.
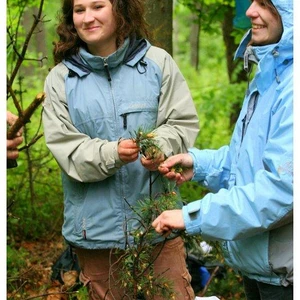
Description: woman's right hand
xmin=118 ymin=139 xmax=140 ymax=163
xmin=158 ymin=153 xmax=194 ymax=185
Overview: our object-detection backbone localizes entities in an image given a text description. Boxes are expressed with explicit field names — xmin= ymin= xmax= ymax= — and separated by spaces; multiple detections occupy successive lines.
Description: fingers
xmin=160 ymin=153 xmax=193 ymax=169
xmin=152 ymin=217 xmax=171 ymax=235
xmin=7 ymin=111 xmax=18 ymax=125
xmin=118 ymin=139 xmax=140 ymax=163
xmin=7 ymin=149 xmax=20 ymax=160
xmin=159 ymin=154 xmax=183 ymax=169
xmin=7 ymin=136 xmax=23 ymax=148
xmin=7 ymin=136 xmax=23 ymax=159
xmin=7 ymin=111 xmax=24 ymax=137
xmin=6 ymin=136 xmax=23 ymax=156
xmin=152 ymin=210 xmax=185 ymax=235
xmin=140 ymin=154 xmax=165 ymax=171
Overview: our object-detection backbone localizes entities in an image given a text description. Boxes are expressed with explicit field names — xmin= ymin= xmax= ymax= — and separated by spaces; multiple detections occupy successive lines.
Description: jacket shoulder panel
xmin=144 ymin=46 xmax=170 ymax=71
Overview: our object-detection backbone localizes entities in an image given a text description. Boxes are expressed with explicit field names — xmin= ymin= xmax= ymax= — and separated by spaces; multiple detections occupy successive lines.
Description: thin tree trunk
xmin=190 ymin=14 xmax=201 ymax=70
xmin=145 ymin=0 xmax=173 ymax=55
xmin=222 ymin=5 xmax=248 ymax=127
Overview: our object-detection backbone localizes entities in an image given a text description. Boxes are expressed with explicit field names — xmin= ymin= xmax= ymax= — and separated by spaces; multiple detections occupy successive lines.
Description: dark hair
xmin=53 ymin=0 xmax=151 ymax=64
xmin=266 ymin=0 xmax=281 ymax=18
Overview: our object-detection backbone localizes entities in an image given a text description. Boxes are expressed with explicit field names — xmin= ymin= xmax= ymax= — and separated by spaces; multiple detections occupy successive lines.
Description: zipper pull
xmin=103 ymin=59 xmax=112 ymax=82
xmin=121 ymin=113 xmax=128 ymax=129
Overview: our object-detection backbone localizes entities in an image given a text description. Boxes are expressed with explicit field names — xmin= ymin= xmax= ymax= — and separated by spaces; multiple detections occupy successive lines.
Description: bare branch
xmin=7 ymin=92 xmax=45 ymax=139
xmin=19 ymin=133 xmax=44 ymax=151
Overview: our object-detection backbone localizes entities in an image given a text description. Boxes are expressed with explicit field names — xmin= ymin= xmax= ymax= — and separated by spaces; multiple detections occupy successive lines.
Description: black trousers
xmin=243 ymin=276 xmax=293 ymax=300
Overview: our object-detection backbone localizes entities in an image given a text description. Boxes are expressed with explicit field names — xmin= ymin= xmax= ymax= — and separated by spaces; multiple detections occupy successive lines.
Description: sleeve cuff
xmin=104 ymin=141 xmax=126 ymax=169
xmin=182 ymin=201 xmax=202 ymax=235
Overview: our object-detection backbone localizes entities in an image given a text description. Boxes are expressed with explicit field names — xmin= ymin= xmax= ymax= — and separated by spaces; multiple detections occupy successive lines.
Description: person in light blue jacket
xmin=153 ymin=0 xmax=293 ymax=299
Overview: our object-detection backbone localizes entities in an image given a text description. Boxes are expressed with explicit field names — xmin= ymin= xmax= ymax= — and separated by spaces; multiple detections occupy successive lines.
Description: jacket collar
xmin=64 ymin=37 xmax=150 ymax=76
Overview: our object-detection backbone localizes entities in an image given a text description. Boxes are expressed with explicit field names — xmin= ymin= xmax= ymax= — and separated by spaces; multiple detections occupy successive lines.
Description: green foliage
xmin=115 ymin=192 xmax=183 ymax=299
xmin=206 ymin=267 xmax=246 ymax=299
xmin=177 ymin=0 xmax=235 ymax=32
xmin=72 ymin=286 xmax=89 ymax=299
xmin=7 ymin=244 xmax=31 ymax=297
xmin=7 ymin=244 xmax=29 ymax=279
xmin=7 ymin=0 xmax=63 ymax=241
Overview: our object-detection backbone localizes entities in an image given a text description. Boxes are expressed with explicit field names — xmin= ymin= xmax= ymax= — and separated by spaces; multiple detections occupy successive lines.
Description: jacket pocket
xmin=118 ymin=100 xmax=158 ymax=133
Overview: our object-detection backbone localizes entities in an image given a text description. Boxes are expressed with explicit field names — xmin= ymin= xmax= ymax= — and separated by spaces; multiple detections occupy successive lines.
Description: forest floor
xmin=7 ymin=236 xmax=243 ymax=300
xmin=7 ymin=235 xmax=83 ymax=300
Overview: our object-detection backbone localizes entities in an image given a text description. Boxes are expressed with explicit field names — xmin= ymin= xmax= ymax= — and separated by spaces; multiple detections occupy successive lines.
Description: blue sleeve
xmin=188 ymin=146 xmax=231 ymax=192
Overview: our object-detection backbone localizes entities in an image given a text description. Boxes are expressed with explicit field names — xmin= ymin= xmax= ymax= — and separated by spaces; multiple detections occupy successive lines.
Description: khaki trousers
xmin=75 ymin=236 xmax=195 ymax=300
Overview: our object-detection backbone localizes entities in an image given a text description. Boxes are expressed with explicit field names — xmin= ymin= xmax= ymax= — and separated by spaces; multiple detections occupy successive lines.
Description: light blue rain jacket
xmin=183 ymin=0 xmax=293 ymax=286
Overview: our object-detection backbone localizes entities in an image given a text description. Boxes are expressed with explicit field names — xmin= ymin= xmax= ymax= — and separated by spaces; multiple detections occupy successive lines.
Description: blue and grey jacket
xmin=42 ymin=38 xmax=199 ymax=249
xmin=183 ymin=0 xmax=293 ymax=286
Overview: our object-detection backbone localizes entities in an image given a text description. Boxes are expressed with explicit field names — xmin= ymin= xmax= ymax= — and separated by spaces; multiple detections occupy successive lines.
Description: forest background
xmin=4 ymin=0 xmax=298 ymax=299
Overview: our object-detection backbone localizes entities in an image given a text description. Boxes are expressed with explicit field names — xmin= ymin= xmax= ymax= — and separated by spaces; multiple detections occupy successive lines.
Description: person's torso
xmin=61 ymin=43 xmax=181 ymax=249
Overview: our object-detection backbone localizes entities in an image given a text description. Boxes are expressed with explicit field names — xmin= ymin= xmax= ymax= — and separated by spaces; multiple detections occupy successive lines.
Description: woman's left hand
xmin=140 ymin=150 xmax=165 ymax=171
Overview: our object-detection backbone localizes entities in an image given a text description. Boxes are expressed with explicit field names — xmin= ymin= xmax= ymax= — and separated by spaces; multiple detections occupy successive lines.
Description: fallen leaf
xmin=62 ymin=270 xmax=79 ymax=289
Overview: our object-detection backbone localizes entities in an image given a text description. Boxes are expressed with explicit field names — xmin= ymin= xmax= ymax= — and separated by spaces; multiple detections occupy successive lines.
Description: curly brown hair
xmin=53 ymin=0 xmax=151 ymax=64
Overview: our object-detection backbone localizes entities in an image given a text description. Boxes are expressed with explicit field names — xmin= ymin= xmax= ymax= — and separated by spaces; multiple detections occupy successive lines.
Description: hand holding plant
xmin=118 ymin=139 xmax=140 ymax=163
xmin=130 ymin=127 xmax=165 ymax=171
xmin=158 ymin=153 xmax=194 ymax=185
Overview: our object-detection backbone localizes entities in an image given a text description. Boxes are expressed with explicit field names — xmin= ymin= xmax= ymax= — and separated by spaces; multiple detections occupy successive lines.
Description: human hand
xmin=158 ymin=153 xmax=194 ymax=185
xmin=118 ymin=139 xmax=140 ymax=163
xmin=152 ymin=209 xmax=185 ymax=236
xmin=7 ymin=111 xmax=23 ymax=160
xmin=140 ymin=147 xmax=165 ymax=171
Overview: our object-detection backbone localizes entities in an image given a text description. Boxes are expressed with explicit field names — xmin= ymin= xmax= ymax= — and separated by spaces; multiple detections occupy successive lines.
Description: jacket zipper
xmin=104 ymin=58 xmax=127 ymax=249
xmin=103 ymin=58 xmax=112 ymax=82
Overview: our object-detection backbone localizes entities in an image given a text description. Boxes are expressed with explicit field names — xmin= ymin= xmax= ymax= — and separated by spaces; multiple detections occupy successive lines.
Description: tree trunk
xmin=221 ymin=5 xmax=248 ymax=127
xmin=21 ymin=7 xmax=47 ymax=78
xmin=190 ymin=14 xmax=201 ymax=70
xmin=145 ymin=0 xmax=173 ymax=55
xmin=222 ymin=6 xmax=247 ymax=84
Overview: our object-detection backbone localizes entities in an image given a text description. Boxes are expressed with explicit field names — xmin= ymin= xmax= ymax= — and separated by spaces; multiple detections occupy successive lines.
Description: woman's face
xmin=73 ymin=0 xmax=117 ymax=56
xmin=246 ymin=0 xmax=283 ymax=46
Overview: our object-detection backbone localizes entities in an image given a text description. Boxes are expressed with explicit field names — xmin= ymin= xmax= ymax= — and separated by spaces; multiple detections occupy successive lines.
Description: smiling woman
xmin=73 ymin=0 xmax=118 ymax=56
xmin=247 ymin=0 xmax=283 ymax=45
xmin=42 ymin=0 xmax=199 ymax=299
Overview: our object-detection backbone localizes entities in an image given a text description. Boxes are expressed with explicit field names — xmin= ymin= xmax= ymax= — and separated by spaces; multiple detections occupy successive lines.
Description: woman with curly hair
xmin=42 ymin=0 xmax=199 ymax=299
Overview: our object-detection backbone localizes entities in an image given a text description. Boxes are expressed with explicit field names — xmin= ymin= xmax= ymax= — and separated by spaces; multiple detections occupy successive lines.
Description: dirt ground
xmin=7 ymin=235 xmax=82 ymax=300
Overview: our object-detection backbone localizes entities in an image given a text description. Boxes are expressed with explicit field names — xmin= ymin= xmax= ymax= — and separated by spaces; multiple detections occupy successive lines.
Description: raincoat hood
xmin=235 ymin=0 xmax=293 ymax=61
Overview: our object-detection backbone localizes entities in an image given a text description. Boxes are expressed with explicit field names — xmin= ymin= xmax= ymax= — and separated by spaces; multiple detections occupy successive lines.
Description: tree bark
xmin=190 ymin=14 xmax=201 ymax=70
xmin=145 ymin=0 xmax=173 ymax=55
xmin=222 ymin=6 xmax=247 ymax=84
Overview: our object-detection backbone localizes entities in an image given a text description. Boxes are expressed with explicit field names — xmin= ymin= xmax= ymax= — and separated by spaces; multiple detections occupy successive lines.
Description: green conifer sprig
xmin=130 ymin=127 xmax=162 ymax=159
xmin=114 ymin=191 xmax=182 ymax=299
